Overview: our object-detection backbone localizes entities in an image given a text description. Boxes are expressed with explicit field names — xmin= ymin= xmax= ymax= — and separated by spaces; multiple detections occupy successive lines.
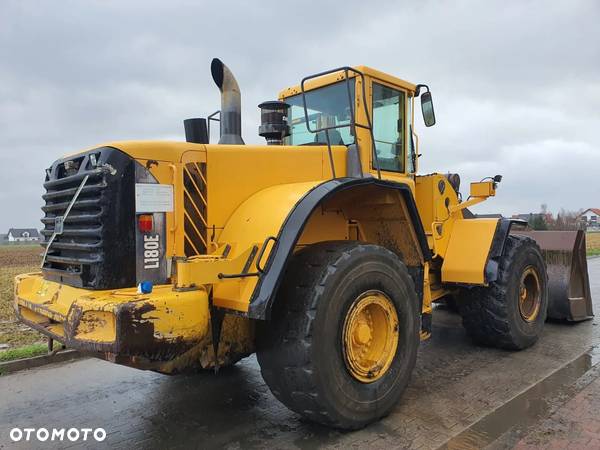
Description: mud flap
xmin=512 ymin=230 xmax=593 ymax=321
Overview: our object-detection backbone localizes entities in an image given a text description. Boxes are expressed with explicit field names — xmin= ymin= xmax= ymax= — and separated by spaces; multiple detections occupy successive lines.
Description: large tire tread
xmin=459 ymin=235 xmax=548 ymax=350
xmin=256 ymin=241 xmax=418 ymax=429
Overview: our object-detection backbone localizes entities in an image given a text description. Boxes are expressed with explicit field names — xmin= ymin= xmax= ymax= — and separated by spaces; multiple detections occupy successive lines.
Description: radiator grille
xmin=41 ymin=147 xmax=136 ymax=289
xmin=41 ymin=168 xmax=106 ymax=267
xmin=183 ymin=162 xmax=208 ymax=256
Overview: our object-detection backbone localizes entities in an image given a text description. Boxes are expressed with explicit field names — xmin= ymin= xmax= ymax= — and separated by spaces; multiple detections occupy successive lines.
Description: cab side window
xmin=372 ymin=83 xmax=405 ymax=172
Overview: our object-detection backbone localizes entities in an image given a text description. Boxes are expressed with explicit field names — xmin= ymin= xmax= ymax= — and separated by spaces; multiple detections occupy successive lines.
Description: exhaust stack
xmin=211 ymin=58 xmax=244 ymax=145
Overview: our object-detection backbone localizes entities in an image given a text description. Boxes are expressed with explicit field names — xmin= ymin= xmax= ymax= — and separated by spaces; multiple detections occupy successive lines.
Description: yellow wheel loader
xmin=14 ymin=59 xmax=592 ymax=429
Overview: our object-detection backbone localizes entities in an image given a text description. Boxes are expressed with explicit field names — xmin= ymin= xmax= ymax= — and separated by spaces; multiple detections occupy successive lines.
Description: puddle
xmin=440 ymin=346 xmax=600 ymax=450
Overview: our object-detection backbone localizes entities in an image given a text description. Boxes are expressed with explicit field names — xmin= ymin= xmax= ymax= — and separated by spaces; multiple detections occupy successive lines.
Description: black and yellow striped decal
xmin=183 ymin=162 xmax=207 ymax=256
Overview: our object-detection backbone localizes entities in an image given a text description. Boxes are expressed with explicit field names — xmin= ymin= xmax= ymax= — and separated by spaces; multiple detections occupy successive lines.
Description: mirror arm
xmin=415 ymin=84 xmax=430 ymax=98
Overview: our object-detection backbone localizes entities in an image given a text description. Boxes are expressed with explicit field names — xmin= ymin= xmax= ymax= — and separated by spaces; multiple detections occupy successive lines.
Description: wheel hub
xmin=518 ymin=266 xmax=542 ymax=322
xmin=342 ymin=290 xmax=399 ymax=383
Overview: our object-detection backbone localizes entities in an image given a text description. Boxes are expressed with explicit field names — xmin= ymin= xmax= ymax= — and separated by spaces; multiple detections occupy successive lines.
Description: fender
xmin=246 ymin=177 xmax=432 ymax=320
xmin=441 ymin=218 xmax=526 ymax=285
xmin=211 ymin=180 xmax=324 ymax=312
xmin=485 ymin=218 xmax=527 ymax=283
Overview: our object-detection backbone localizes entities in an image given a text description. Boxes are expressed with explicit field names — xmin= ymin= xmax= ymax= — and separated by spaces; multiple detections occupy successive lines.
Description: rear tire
xmin=459 ymin=235 xmax=548 ymax=350
xmin=256 ymin=241 xmax=420 ymax=430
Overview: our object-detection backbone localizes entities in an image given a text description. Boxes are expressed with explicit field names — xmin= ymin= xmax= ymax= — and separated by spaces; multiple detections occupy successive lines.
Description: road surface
xmin=1 ymin=258 xmax=599 ymax=449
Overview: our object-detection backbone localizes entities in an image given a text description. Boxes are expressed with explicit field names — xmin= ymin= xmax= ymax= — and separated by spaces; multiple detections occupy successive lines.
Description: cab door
xmin=367 ymin=79 xmax=415 ymax=193
xmin=371 ymin=82 xmax=406 ymax=174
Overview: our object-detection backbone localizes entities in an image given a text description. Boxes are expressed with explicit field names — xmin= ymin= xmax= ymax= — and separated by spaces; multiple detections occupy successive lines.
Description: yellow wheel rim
xmin=342 ymin=290 xmax=399 ymax=383
xmin=518 ymin=266 xmax=542 ymax=322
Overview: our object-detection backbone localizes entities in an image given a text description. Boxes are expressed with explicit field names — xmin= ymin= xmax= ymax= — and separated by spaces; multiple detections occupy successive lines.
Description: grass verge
xmin=0 ymin=343 xmax=47 ymax=362
xmin=0 ymin=245 xmax=44 ymax=349
xmin=587 ymin=232 xmax=600 ymax=257
xmin=1 ymin=264 xmax=45 ymax=347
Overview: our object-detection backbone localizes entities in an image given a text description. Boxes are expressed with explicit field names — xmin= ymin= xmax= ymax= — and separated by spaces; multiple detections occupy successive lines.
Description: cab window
xmin=372 ymin=82 xmax=405 ymax=172
xmin=284 ymin=81 xmax=355 ymax=146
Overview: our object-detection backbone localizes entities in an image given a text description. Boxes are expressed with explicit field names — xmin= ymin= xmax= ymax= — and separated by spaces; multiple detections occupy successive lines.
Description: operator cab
xmin=271 ymin=66 xmax=436 ymax=178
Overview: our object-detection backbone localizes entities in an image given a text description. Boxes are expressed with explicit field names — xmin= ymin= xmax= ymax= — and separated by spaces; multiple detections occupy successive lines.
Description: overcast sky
xmin=1 ymin=0 xmax=599 ymax=231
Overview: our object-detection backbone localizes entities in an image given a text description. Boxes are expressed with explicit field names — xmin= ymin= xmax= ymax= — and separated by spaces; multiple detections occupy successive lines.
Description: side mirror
xmin=421 ymin=91 xmax=436 ymax=127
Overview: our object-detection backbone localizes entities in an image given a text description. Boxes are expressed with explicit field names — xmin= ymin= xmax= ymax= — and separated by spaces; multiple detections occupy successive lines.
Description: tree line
xmin=526 ymin=204 xmax=584 ymax=231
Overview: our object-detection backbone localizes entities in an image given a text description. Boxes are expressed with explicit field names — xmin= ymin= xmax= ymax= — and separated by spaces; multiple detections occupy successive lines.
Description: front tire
xmin=256 ymin=241 xmax=420 ymax=429
xmin=459 ymin=235 xmax=548 ymax=350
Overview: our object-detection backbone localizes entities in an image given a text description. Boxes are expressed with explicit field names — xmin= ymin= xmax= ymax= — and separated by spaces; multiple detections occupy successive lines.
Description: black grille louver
xmin=41 ymin=147 xmax=137 ymax=289
xmin=183 ymin=162 xmax=208 ymax=256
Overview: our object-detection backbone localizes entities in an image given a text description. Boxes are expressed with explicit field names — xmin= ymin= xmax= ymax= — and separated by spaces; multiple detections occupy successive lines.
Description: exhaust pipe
xmin=211 ymin=58 xmax=244 ymax=145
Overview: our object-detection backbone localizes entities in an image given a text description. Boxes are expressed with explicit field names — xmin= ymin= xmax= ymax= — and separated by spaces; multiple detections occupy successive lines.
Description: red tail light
xmin=138 ymin=214 xmax=153 ymax=233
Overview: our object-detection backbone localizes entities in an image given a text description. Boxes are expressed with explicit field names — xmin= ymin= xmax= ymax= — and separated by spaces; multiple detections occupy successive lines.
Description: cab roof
xmin=279 ymin=65 xmax=417 ymax=99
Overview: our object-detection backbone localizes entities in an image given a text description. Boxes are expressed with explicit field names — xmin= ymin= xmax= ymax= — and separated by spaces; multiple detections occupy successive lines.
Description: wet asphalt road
xmin=1 ymin=258 xmax=599 ymax=450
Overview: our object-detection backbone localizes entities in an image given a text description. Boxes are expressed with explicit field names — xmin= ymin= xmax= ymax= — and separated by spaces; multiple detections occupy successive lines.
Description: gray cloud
xmin=1 ymin=0 xmax=599 ymax=231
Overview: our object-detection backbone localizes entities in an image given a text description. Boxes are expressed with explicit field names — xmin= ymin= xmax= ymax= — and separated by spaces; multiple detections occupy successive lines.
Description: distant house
xmin=579 ymin=208 xmax=600 ymax=231
xmin=7 ymin=228 xmax=41 ymax=242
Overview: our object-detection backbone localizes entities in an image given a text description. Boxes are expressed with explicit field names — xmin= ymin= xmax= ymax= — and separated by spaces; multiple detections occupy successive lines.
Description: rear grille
xmin=183 ymin=162 xmax=208 ymax=256
xmin=42 ymin=164 xmax=107 ymax=269
xmin=41 ymin=147 xmax=136 ymax=289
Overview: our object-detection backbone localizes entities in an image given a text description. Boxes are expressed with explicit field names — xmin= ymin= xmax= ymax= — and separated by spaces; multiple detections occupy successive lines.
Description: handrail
xmin=300 ymin=67 xmax=380 ymax=179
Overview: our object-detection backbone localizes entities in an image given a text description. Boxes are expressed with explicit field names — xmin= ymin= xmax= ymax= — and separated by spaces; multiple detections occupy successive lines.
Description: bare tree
xmin=547 ymin=208 xmax=583 ymax=231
